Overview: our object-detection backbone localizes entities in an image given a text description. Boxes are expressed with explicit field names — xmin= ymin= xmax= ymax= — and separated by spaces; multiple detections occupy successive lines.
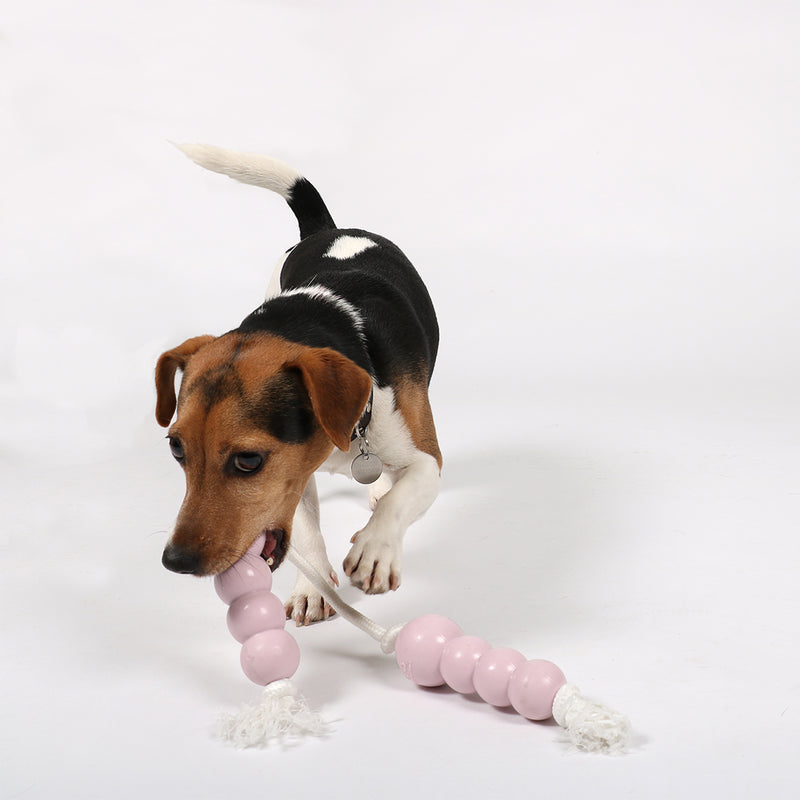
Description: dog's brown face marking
xmin=155 ymin=332 xmax=372 ymax=576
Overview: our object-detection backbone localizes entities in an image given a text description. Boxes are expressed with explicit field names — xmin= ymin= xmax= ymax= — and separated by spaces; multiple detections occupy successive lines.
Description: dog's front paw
xmin=285 ymin=570 xmax=339 ymax=627
xmin=343 ymin=529 xmax=401 ymax=594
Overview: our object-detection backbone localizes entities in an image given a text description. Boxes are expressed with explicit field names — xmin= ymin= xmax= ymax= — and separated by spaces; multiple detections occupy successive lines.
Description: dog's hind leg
xmin=284 ymin=475 xmax=339 ymax=626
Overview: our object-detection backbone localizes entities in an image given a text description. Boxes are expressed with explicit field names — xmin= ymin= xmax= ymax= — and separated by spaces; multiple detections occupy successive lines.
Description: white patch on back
xmin=324 ymin=235 xmax=378 ymax=260
xmin=276 ymin=285 xmax=365 ymax=338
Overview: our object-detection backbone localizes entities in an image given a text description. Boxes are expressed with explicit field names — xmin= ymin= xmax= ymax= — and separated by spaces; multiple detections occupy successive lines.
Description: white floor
xmin=2 ymin=2 xmax=798 ymax=798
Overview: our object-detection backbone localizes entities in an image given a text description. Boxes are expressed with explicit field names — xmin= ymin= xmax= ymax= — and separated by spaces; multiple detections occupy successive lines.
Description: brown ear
xmin=287 ymin=348 xmax=372 ymax=451
xmin=154 ymin=335 xmax=216 ymax=426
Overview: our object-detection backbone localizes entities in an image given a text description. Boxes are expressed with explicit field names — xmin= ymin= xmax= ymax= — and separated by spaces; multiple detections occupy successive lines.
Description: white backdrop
xmin=2 ymin=1 xmax=798 ymax=797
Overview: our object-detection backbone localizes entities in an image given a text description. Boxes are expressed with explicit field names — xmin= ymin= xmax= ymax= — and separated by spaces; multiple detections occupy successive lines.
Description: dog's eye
xmin=231 ymin=452 xmax=265 ymax=475
xmin=168 ymin=437 xmax=185 ymax=462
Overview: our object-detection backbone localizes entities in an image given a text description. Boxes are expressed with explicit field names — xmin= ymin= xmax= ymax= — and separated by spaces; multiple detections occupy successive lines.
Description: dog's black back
xmin=239 ymin=228 xmax=438 ymax=389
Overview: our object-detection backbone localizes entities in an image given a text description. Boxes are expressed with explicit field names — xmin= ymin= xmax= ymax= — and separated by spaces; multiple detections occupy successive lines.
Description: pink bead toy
xmin=439 ymin=635 xmax=492 ymax=695
xmin=208 ymin=544 xmax=632 ymax=753
xmin=395 ymin=616 xmax=566 ymax=720
xmin=395 ymin=618 xmax=567 ymax=719
xmin=472 ymin=647 xmax=526 ymax=707
xmin=213 ymin=535 xmax=300 ymax=685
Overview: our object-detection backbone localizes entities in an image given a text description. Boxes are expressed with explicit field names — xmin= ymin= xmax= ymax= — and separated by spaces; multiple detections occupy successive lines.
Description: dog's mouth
xmin=261 ymin=528 xmax=288 ymax=571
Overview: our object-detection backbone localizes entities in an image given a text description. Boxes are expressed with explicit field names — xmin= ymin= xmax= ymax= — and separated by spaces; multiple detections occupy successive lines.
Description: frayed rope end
xmin=552 ymin=684 xmax=632 ymax=755
xmin=217 ymin=679 xmax=332 ymax=748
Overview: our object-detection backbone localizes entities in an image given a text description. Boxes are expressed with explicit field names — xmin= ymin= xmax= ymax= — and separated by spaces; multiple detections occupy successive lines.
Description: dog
xmin=155 ymin=144 xmax=442 ymax=626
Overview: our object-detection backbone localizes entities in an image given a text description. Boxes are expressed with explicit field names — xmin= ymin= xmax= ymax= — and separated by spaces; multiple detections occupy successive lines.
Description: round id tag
xmin=351 ymin=452 xmax=383 ymax=484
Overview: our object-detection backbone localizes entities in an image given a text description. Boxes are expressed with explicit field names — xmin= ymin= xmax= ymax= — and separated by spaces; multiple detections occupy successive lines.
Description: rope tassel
xmin=218 ymin=679 xmax=331 ymax=748
xmin=211 ymin=540 xmax=632 ymax=754
xmin=552 ymin=684 xmax=632 ymax=755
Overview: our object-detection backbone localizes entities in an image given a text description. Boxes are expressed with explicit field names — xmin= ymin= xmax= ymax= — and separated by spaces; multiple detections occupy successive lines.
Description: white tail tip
xmin=171 ymin=141 xmax=301 ymax=200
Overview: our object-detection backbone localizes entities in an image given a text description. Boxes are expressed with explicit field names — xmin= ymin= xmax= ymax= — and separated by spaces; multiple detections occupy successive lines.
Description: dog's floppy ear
xmin=286 ymin=348 xmax=372 ymax=452
xmin=154 ymin=335 xmax=216 ymax=426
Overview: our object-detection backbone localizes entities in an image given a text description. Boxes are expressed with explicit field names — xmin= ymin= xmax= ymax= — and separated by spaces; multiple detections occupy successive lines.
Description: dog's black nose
xmin=162 ymin=543 xmax=202 ymax=574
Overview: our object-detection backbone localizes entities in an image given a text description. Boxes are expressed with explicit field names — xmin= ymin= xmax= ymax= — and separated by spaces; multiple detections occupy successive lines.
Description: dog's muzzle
xmin=161 ymin=528 xmax=288 ymax=576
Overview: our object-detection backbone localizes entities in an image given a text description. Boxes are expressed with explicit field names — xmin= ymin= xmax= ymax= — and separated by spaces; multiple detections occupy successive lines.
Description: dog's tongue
xmin=244 ymin=529 xmax=286 ymax=570
xmin=261 ymin=533 xmax=277 ymax=560
xmin=245 ymin=533 xmax=267 ymax=559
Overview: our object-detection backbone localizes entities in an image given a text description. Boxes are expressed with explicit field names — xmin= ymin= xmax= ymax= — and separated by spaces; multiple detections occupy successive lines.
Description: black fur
xmin=288 ymin=178 xmax=336 ymax=240
xmin=238 ymin=293 xmax=371 ymax=376
xmin=238 ymin=228 xmax=438 ymax=390
xmin=248 ymin=370 xmax=317 ymax=443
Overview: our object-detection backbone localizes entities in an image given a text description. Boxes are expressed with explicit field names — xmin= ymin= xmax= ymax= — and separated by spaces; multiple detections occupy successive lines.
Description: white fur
xmin=284 ymin=476 xmax=339 ymax=626
xmin=174 ymin=142 xmax=301 ymax=200
xmin=265 ymin=250 xmax=290 ymax=300
xmin=321 ymin=384 xmax=417 ymax=474
xmin=287 ymin=383 xmax=439 ymax=618
xmin=324 ymin=235 xmax=377 ymax=260
xmin=320 ymin=384 xmax=440 ymax=595
xmin=368 ymin=471 xmax=394 ymax=511
xmin=279 ymin=285 xmax=365 ymax=336
xmin=343 ymin=449 xmax=440 ymax=593
xmin=253 ymin=284 xmax=365 ymax=339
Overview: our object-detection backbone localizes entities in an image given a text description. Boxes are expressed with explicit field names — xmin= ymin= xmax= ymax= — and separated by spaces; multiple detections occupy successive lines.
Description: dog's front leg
xmin=285 ymin=475 xmax=339 ymax=626
xmin=344 ymin=452 xmax=440 ymax=594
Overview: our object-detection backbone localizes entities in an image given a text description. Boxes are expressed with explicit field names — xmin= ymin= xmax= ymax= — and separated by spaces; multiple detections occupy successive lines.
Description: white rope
xmin=218 ymin=679 xmax=331 ymax=747
xmin=552 ymin=683 xmax=631 ymax=754
xmin=286 ymin=546 xmax=402 ymax=653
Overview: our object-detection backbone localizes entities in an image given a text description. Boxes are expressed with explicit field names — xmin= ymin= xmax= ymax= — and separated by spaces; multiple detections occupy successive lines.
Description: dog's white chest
xmin=319 ymin=384 xmax=416 ymax=478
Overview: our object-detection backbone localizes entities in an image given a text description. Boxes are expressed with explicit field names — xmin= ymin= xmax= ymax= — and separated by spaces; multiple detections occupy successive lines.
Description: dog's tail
xmin=173 ymin=142 xmax=336 ymax=240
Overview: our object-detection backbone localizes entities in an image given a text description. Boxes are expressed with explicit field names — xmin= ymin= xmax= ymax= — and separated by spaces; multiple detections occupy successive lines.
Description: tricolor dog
xmin=156 ymin=144 xmax=441 ymax=626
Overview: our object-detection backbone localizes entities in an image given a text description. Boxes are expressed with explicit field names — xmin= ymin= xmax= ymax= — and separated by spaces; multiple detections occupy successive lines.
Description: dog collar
xmin=352 ymin=388 xmax=374 ymax=441
xmin=351 ymin=389 xmax=383 ymax=484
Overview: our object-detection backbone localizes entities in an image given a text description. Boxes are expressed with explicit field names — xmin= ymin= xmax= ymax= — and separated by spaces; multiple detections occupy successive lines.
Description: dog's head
xmin=155 ymin=332 xmax=372 ymax=576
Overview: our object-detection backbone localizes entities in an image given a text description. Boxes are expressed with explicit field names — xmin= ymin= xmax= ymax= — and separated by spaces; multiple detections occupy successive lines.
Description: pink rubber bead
xmin=244 ymin=534 xmax=267 ymax=558
xmin=226 ymin=590 xmax=286 ymax=644
xmin=439 ymin=636 xmax=491 ymax=694
xmin=213 ymin=546 xmax=272 ymax=604
xmin=395 ymin=615 xmax=463 ymax=687
xmin=473 ymin=647 xmax=527 ymax=707
xmin=507 ymin=659 xmax=567 ymax=721
xmin=240 ymin=629 xmax=300 ymax=685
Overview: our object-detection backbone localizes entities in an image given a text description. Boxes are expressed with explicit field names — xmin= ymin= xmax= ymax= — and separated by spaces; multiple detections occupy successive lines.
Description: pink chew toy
xmin=472 ymin=647 xmax=527 ymax=707
xmin=213 ymin=535 xmax=300 ymax=685
xmin=395 ymin=618 xmax=566 ymax=719
xmin=395 ymin=616 xmax=565 ymax=720
xmin=207 ymin=545 xmax=632 ymax=754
